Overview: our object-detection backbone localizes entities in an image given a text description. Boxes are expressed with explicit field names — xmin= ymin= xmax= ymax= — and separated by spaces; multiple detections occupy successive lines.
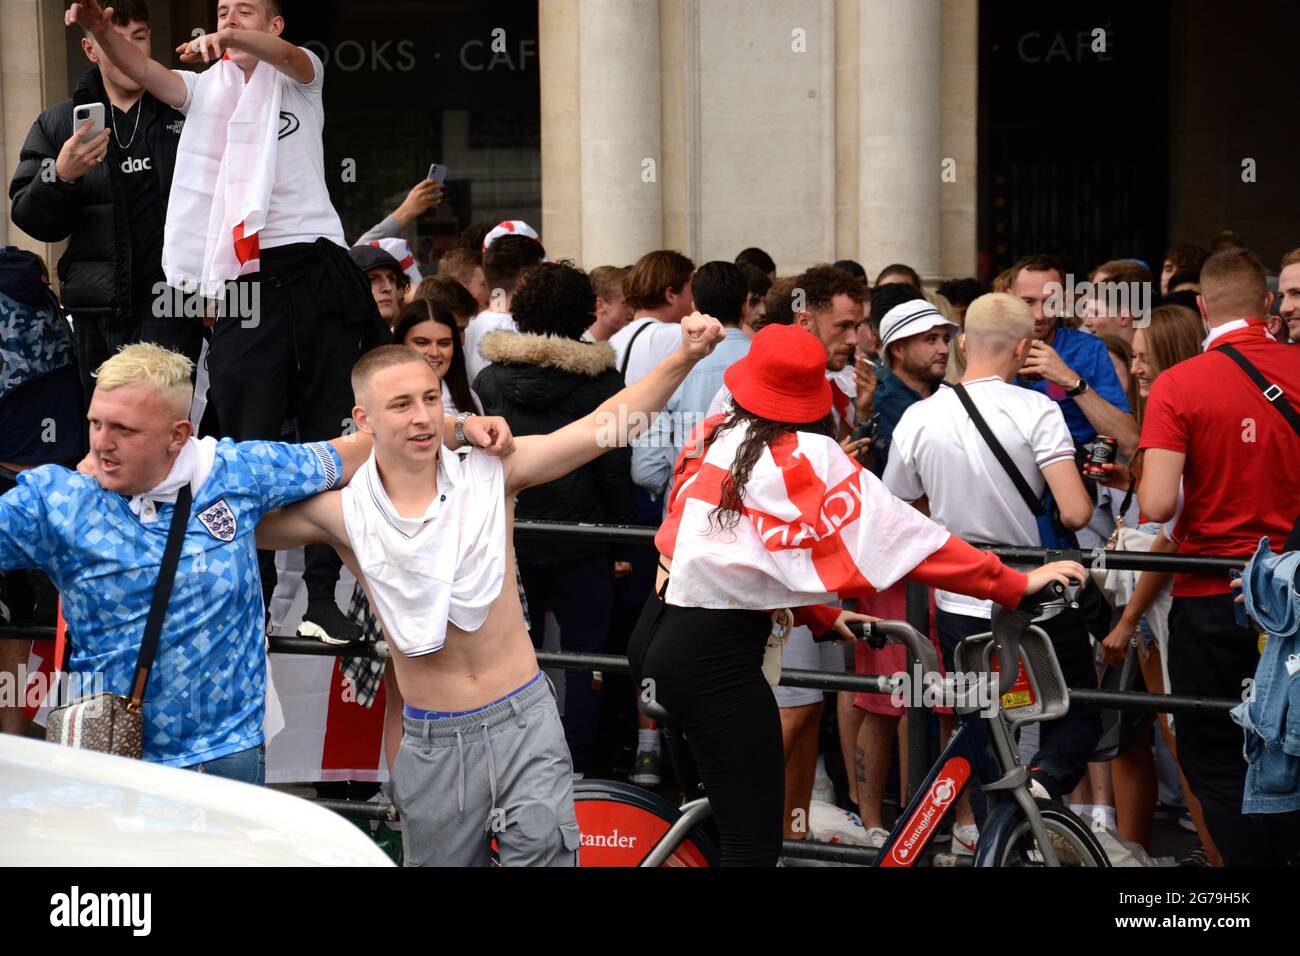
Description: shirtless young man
xmin=256 ymin=312 xmax=725 ymax=866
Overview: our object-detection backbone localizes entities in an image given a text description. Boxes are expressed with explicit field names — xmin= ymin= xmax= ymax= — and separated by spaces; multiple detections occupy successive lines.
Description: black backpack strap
xmin=949 ymin=382 xmax=1044 ymax=516
xmin=619 ymin=319 xmax=655 ymax=378
xmin=128 ymin=483 xmax=193 ymax=709
xmin=1217 ymin=343 xmax=1300 ymax=439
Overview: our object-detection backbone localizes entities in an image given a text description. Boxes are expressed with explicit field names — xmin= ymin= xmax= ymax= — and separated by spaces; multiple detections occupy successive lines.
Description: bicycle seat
xmin=637 ymin=697 xmax=678 ymax=729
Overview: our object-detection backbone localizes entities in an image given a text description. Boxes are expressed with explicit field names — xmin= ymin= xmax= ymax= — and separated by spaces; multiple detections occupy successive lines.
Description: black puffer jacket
xmin=7 ymin=68 xmax=184 ymax=322
xmin=475 ymin=331 xmax=637 ymax=567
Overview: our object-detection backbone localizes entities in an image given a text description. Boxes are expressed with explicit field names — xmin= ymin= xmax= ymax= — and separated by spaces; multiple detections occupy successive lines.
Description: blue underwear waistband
xmin=402 ymin=670 xmax=544 ymax=721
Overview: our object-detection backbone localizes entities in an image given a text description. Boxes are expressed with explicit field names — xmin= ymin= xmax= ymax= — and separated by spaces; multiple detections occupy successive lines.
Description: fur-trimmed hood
xmin=479 ymin=330 xmax=615 ymax=376
xmin=475 ymin=330 xmax=622 ymax=409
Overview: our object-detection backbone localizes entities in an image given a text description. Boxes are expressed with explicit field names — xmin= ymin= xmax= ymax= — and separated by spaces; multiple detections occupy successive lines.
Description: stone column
xmin=835 ymin=0 xmax=861 ymax=263
xmin=857 ymin=0 xmax=941 ymax=284
xmin=578 ymin=0 xmax=663 ymax=266
xmin=539 ymin=0 xmax=583 ymax=262
xmin=2 ymin=0 xmax=69 ymax=260
xmin=939 ymin=0 xmax=978 ymax=279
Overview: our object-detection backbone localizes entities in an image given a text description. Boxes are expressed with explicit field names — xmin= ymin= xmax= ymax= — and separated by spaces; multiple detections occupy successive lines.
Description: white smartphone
xmin=426 ymin=163 xmax=448 ymax=185
xmin=73 ymin=103 xmax=105 ymax=143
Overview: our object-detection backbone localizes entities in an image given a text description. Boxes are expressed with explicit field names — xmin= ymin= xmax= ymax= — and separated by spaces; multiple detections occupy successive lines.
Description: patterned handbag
xmin=45 ymin=484 xmax=192 ymax=758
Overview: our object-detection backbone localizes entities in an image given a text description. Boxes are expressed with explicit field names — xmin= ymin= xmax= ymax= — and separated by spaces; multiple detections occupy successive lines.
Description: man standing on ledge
xmin=66 ymin=0 xmax=389 ymax=644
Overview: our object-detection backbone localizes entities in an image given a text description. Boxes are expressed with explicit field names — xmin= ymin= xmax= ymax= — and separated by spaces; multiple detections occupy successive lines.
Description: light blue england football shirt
xmin=0 ymin=438 xmax=341 ymax=766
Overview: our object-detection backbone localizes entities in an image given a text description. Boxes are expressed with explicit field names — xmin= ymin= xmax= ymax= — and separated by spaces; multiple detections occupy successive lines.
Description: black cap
xmin=349 ymin=244 xmax=406 ymax=282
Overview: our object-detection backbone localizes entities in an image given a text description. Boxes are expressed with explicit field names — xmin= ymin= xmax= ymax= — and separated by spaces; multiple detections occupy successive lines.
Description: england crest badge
xmin=198 ymin=499 xmax=237 ymax=542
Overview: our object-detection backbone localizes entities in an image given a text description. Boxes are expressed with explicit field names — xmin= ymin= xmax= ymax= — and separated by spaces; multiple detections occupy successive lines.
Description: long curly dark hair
xmin=675 ymin=399 xmax=835 ymax=534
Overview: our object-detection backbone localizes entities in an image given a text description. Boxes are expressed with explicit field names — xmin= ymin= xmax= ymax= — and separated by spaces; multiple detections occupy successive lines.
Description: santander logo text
xmin=881 ymin=758 xmax=971 ymax=867
xmin=580 ymin=828 xmax=638 ymax=849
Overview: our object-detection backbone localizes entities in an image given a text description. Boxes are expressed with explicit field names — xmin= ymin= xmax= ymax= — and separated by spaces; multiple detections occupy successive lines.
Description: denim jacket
xmin=1229 ymin=537 xmax=1300 ymax=813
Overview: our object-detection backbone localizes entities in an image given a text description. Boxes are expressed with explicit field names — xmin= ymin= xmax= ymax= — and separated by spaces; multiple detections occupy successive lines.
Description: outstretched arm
xmin=179 ymin=28 xmax=314 ymax=84
xmin=503 ymin=313 xmax=724 ymax=494
xmin=255 ymin=492 xmax=343 ymax=551
xmin=67 ymin=2 xmax=188 ymax=108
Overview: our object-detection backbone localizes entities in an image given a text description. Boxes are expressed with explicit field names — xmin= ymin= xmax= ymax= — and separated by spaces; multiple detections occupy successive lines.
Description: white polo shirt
xmin=609 ymin=316 xmax=682 ymax=384
xmin=882 ymin=376 xmax=1076 ymax=617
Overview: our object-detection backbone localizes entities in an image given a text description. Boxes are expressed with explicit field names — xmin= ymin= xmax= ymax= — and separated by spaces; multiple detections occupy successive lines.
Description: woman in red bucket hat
xmin=627 ymin=324 xmax=1086 ymax=866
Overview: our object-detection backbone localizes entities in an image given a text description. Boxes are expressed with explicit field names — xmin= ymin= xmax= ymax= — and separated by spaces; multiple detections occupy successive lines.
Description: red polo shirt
xmin=1140 ymin=320 xmax=1300 ymax=596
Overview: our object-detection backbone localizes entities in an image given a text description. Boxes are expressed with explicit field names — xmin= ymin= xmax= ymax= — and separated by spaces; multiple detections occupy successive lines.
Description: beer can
xmin=1084 ymin=435 xmax=1117 ymax=479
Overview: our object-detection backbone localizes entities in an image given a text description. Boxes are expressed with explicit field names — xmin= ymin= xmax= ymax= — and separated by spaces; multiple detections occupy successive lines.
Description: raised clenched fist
xmin=678 ymin=311 xmax=725 ymax=360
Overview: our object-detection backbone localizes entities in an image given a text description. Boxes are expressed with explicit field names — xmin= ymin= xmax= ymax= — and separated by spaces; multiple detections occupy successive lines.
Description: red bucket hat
xmin=723 ymin=325 xmax=832 ymax=423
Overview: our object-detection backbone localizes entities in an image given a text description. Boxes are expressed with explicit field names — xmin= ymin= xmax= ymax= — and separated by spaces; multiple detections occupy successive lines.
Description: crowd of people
xmin=1 ymin=0 xmax=1298 ymax=868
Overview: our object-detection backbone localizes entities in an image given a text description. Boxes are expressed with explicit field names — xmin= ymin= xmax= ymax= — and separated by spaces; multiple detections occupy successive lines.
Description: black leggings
xmin=627 ymin=593 xmax=783 ymax=866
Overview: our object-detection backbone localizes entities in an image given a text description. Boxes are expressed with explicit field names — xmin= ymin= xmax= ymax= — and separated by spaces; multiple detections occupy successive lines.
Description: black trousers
xmin=73 ymin=306 xmax=205 ymax=416
xmin=519 ymin=559 xmax=615 ymax=775
xmin=628 ymin=594 xmax=783 ymax=866
xmin=937 ymin=606 xmax=1102 ymax=800
xmin=1168 ymin=594 xmax=1300 ymax=866
xmin=207 ymin=239 xmax=388 ymax=606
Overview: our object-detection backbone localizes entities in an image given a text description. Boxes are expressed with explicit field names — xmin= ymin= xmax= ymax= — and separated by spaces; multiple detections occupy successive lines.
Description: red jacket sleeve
xmin=791 ymin=603 xmax=841 ymax=635
xmin=904 ymin=536 xmax=1027 ymax=610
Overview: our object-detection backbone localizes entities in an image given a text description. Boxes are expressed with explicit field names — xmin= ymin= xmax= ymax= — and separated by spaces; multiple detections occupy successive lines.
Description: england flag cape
xmin=162 ymin=56 xmax=281 ymax=296
xmin=656 ymin=416 xmax=951 ymax=610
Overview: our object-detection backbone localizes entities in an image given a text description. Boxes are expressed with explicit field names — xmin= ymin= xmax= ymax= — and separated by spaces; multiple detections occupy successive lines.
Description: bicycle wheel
xmin=572 ymin=780 xmax=718 ymax=867
xmin=989 ymin=799 xmax=1111 ymax=867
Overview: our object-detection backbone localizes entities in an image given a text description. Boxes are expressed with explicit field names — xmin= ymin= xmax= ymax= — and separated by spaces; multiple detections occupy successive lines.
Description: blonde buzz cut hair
xmin=350 ymin=344 xmax=430 ymax=404
xmin=93 ymin=342 xmax=195 ymax=418
xmin=963 ymin=292 xmax=1035 ymax=357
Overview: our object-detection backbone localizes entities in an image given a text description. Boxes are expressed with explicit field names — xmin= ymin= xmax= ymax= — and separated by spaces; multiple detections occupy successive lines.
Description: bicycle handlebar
xmin=1018 ymin=579 xmax=1066 ymax=612
xmin=843 ymin=620 xmax=941 ymax=679
xmin=832 ymin=580 xmax=1069 ymax=698
xmin=990 ymin=580 xmax=1070 ymax=695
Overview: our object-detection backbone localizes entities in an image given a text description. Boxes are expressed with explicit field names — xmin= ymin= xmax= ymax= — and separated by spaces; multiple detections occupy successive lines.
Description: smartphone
xmin=426 ymin=163 xmax=448 ymax=185
xmin=73 ymin=103 xmax=105 ymax=143
xmin=1229 ymin=570 xmax=1249 ymax=628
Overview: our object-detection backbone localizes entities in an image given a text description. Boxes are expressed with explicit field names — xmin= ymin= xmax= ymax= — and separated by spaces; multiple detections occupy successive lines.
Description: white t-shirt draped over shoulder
xmin=175 ymin=48 xmax=345 ymax=250
xmin=882 ymin=376 xmax=1076 ymax=617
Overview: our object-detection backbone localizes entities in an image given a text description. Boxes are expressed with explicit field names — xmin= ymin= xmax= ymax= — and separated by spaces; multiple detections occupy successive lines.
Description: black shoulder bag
xmin=949 ymin=383 xmax=1077 ymax=546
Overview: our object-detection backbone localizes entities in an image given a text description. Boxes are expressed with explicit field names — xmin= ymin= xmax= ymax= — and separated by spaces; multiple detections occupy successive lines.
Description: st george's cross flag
xmin=655 ymin=415 xmax=952 ymax=611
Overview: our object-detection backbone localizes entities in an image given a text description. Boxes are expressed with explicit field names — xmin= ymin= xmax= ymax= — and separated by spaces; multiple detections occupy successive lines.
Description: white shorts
xmin=772 ymin=625 xmax=845 ymax=709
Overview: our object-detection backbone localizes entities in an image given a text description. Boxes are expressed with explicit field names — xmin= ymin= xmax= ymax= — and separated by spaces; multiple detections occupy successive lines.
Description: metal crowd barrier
xmin=512 ymin=520 xmax=1248 ymax=799
xmin=0 ymin=519 xmax=1255 ymax=850
xmin=513 ymin=519 xmax=1249 ymax=572
xmin=0 ymin=628 xmax=1243 ymax=720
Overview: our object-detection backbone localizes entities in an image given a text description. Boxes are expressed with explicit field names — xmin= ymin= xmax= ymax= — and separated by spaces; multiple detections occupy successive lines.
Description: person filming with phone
xmin=8 ymin=0 xmax=201 ymax=417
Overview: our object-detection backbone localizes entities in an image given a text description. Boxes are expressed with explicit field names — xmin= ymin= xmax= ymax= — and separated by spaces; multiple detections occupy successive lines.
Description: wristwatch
xmin=1065 ymin=377 xmax=1090 ymax=398
xmin=454 ymin=411 xmax=474 ymax=447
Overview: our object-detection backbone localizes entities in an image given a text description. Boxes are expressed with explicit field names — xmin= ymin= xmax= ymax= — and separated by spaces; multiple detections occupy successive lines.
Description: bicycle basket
xmin=954 ymin=625 xmax=1070 ymax=727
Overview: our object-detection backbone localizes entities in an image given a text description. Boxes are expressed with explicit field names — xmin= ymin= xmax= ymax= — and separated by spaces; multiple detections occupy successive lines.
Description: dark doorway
xmin=978 ymin=3 xmax=1171 ymax=282
xmin=280 ymin=2 xmax=540 ymax=268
